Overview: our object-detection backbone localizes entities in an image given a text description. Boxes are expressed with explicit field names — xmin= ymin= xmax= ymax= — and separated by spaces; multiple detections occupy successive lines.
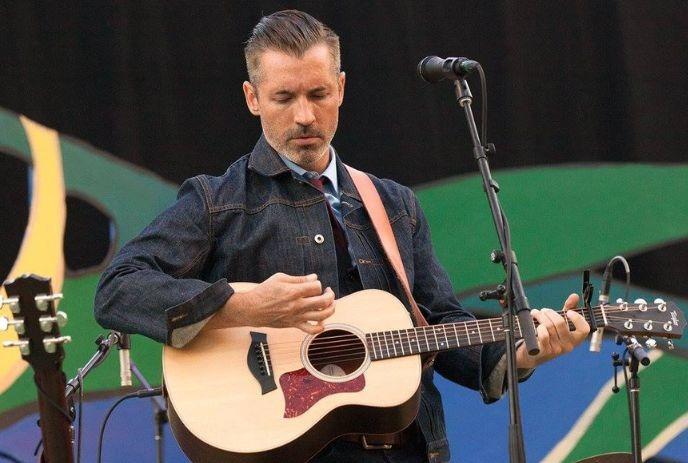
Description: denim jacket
xmin=94 ymin=135 xmax=510 ymax=463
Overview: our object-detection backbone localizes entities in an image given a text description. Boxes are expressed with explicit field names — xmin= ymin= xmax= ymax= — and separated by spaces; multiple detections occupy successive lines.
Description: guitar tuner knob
xmin=42 ymin=336 xmax=71 ymax=354
xmin=645 ymin=338 xmax=657 ymax=349
xmin=615 ymin=298 xmax=625 ymax=304
xmin=643 ymin=321 xmax=653 ymax=331
xmin=663 ymin=322 xmax=673 ymax=332
xmin=667 ymin=340 xmax=675 ymax=350
xmin=3 ymin=339 xmax=30 ymax=356
xmin=0 ymin=316 xmax=25 ymax=335
xmin=0 ymin=296 xmax=20 ymax=314
xmin=39 ymin=311 xmax=68 ymax=332
xmin=624 ymin=319 xmax=634 ymax=330
xmin=653 ymin=298 xmax=665 ymax=304
xmin=34 ymin=293 xmax=63 ymax=311
xmin=634 ymin=298 xmax=647 ymax=305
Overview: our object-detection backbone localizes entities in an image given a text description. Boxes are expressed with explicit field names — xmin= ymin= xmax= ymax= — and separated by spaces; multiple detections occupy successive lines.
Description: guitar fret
xmin=431 ymin=326 xmax=439 ymax=350
xmin=397 ymin=330 xmax=405 ymax=355
xmin=476 ymin=320 xmax=483 ymax=344
xmin=375 ymin=332 xmax=382 ymax=359
xmin=488 ymin=319 xmax=496 ymax=341
xmin=424 ymin=327 xmax=431 ymax=352
xmin=452 ymin=323 xmax=460 ymax=347
xmin=464 ymin=323 xmax=471 ymax=345
xmin=414 ymin=328 xmax=422 ymax=353
xmin=383 ymin=331 xmax=391 ymax=358
xmin=368 ymin=335 xmax=376 ymax=360
xmin=442 ymin=326 xmax=449 ymax=349
xmin=389 ymin=332 xmax=398 ymax=357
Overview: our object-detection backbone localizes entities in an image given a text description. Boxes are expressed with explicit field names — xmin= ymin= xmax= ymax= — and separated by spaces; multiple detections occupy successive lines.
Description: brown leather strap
xmin=344 ymin=165 xmax=429 ymax=329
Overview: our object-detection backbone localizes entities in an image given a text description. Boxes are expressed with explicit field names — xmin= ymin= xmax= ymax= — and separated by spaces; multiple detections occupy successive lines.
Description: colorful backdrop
xmin=1 ymin=2 xmax=686 ymax=462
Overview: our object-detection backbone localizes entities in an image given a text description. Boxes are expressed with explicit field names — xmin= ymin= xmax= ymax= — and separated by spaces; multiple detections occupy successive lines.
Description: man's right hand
xmin=206 ymin=273 xmax=335 ymax=334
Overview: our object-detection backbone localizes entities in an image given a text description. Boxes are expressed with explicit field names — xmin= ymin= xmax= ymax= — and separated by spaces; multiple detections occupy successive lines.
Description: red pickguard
xmin=279 ymin=368 xmax=365 ymax=418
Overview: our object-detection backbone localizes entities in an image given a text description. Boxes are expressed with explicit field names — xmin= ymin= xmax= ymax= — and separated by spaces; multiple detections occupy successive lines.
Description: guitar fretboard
xmin=365 ymin=306 xmax=605 ymax=361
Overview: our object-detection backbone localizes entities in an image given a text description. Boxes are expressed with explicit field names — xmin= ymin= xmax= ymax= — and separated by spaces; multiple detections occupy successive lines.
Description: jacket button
xmin=314 ymin=234 xmax=325 ymax=244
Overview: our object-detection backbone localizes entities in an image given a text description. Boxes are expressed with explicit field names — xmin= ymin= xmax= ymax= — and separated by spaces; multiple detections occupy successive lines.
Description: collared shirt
xmin=278 ymin=147 xmax=343 ymax=225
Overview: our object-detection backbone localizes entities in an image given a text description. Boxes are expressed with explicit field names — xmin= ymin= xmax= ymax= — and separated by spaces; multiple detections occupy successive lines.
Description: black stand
xmin=131 ymin=361 xmax=168 ymax=463
xmin=65 ymin=332 xmax=121 ymax=399
xmin=453 ymin=77 xmax=539 ymax=463
xmin=612 ymin=335 xmax=649 ymax=463
xmin=65 ymin=332 xmax=168 ymax=463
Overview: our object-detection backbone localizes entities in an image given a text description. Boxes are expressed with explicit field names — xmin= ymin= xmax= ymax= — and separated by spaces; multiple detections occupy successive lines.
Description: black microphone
xmin=117 ymin=332 xmax=132 ymax=387
xmin=417 ymin=56 xmax=479 ymax=83
xmin=625 ymin=336 xmax=651 ymax=366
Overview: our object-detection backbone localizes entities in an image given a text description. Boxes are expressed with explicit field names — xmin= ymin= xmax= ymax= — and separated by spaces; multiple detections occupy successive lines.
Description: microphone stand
xmin=130 ymin=360 xmax=167 ymax=463
xmin=453 ymin=77 xmax=539 ymax=463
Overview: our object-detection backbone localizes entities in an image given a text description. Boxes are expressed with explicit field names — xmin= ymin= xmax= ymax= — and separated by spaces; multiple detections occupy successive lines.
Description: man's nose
xmin=294 ymin=98 xmax=316 ymax=126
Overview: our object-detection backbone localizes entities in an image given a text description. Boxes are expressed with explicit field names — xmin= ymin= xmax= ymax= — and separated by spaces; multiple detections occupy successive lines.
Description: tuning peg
xmin=645 ymin=338 xmax=657 ymax=349
xmin=653 ymin=298 xmax=665 ymax=304
xmin=39 ymin=311 xmax=68 ymax=332
xmin=42 ymin=335 xmax=71 ymax=353
xmin=0 ymin=296 xmax=20 ymax=314
xmin=634 ymin=298 xmax=647 ymax=305
xmin=654 ymin=298 xmax=667 ymax=312
xmin=3 ymin=339 xmax=30 ymax=355
xmin=34 ymin=293 xmax=63 ymax=312
xmin=667 ymin=340 xmax=675 ymax=350
xmin=616 ymin=298 xmax=625 ymax=304
xmin=0 ymin=316 xmax=25 ymax=335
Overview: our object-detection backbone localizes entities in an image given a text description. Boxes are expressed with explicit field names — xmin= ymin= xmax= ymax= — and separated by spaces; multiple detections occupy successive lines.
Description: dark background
xmin=1 ymin=1 xmax=687 ymax=294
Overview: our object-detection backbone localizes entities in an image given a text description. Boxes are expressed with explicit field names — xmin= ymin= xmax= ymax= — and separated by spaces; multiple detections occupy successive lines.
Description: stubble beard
xmin=266 ymin=125 xmax=335 ymax=171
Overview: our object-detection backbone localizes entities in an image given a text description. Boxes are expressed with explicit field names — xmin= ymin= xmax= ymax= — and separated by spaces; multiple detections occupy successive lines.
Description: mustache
xmin=287 ymin=127 xmax=322 ymax=139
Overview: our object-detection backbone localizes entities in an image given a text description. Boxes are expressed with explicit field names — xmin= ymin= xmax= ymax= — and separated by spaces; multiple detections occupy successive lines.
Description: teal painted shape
xmin=59 ymin=137 xmax=178 ymax=246
xmin=0 ymin=108 xmax=31 ymax=160
xmin=415 ymin=164 xmax=688 ymax=294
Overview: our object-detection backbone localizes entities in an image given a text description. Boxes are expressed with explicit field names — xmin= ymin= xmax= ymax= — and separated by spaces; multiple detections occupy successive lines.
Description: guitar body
xmin=163 ymin=286 xmax=422 ymax=463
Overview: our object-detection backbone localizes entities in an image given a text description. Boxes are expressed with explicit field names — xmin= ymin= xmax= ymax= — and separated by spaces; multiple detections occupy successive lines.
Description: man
xmin=95 ymin=10 xmax=589 ymax=463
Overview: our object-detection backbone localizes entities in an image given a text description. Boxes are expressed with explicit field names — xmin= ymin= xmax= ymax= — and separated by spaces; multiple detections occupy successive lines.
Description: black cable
xmin=477 ymin=64 xmax=487 ymax=151
xmin=97 ymin=388 xmax=163 ymax=463
xmin=76 ymin=368 xmax=84 ymax=463
xmin=0 ymin=449 xmax=25 ymax=463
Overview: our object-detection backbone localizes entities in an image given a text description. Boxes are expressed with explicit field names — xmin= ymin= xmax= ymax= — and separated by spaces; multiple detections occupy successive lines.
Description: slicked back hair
xmin=244 ymin=10 xmax=341 ymax=85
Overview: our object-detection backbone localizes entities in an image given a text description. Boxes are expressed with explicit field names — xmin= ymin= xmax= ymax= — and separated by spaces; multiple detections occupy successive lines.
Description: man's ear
xmin=337 ymin=71 xmax=346 ymax=107
xmin=243 ymin=81 xmax=260 ymax=116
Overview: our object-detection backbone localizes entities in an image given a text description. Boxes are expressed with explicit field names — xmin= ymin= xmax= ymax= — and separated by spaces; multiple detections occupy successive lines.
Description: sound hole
xmin=307 ymin=329 xmax=366 ymax=377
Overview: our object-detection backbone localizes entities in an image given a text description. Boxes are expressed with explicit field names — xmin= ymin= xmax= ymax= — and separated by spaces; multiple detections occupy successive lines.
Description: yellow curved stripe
xmin=0 ymin=116 xmax=65 ymax=393
xmin=642 ymin=411 xmax=688 ymax=459
xmin=541 ymin=350 xmax=663 ymax=463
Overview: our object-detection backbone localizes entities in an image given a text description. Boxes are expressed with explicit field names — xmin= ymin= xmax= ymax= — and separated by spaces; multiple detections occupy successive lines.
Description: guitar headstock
xmin=600 ymin=298 xmax=685 ymax=341
xmin=1 ymin=274 xmax=70 ymax=370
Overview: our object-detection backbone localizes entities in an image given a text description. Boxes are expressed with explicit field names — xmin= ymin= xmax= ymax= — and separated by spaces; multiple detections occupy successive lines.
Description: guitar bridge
xmin=248 ymin=331 xmax=276 ymax=394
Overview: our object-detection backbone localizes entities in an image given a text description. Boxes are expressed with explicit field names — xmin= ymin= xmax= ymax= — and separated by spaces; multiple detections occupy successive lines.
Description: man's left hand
xmin=515 ymin=293 xmax=590 ymax=370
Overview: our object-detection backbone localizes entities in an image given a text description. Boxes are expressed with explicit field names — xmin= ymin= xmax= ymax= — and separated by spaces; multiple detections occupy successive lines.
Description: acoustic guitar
xmin=1 ymin=274 xmax=73 ymax=463
xmin=162 ymin=284 xmax=685 ymax=462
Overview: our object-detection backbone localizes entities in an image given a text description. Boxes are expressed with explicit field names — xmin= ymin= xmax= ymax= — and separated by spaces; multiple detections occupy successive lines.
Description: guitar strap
xmin=344 ymin=166 xmax=435 ymax=364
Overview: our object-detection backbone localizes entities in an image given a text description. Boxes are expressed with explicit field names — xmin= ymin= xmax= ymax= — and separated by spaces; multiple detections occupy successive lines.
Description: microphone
xmin=589 ymin=266 xmax=612 ymax=352
xmin=625 ymin=336 xmax=650 ymax=366
xmin=417 ymin=56 xmax=479 ymax=83
xmin=117 ymin=332 xmax=132 ymax=387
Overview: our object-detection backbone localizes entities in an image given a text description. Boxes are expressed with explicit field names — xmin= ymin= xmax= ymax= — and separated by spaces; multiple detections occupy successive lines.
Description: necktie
xmin=307 ymin=176 xmax=349 ymax=258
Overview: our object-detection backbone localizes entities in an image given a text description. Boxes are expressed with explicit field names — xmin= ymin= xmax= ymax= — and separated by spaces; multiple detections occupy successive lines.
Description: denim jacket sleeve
xmin=94 ymin=176 xmax=233 ymax=344
xmin=407 ymin=190 xmax=508 ymax=402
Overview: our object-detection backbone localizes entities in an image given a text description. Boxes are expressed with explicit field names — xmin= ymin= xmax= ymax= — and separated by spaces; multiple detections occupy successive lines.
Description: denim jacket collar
xmin=247 ymin=133 xmax=362 ymax=204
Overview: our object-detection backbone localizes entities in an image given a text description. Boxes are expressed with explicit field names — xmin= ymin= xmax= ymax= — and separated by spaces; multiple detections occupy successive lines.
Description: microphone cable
xmin=96 ymin=387 xmax=163 ymax=463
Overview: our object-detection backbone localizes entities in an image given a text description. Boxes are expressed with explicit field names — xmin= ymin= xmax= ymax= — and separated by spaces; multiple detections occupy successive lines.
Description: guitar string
xmin=271 ymin=313 xmax=675 ymax=364
xmin=264 ymin=305 xmax=663 ymax=349
xmin=265 ymin=306 xmax=660 ymax=354
xmin=266 ymin=314 xmax=674 ymax=366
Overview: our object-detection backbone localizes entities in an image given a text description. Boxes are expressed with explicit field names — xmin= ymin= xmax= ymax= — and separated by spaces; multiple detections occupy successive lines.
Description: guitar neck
xmin=35 ymin=368 xmax=74 ymax=463
xmin=366 ymin=306 xmax=603 ymax=361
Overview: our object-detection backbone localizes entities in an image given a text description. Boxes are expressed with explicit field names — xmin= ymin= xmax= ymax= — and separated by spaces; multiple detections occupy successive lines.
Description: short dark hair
xmin=244 ymin=10 xmax=340 ymax=84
